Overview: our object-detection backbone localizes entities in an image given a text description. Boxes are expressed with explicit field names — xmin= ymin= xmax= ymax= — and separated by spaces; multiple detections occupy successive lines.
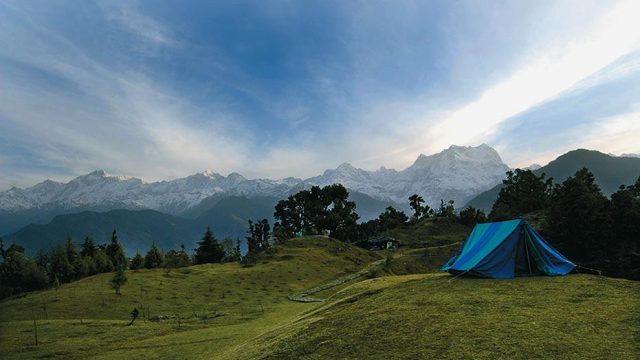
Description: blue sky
xmin=1 ymin=0 xmax=639 ymax=190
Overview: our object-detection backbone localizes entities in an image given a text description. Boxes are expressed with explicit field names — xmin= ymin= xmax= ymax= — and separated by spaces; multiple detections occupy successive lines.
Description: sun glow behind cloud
xmin=424 ymin=0 xmax=640 ymax=152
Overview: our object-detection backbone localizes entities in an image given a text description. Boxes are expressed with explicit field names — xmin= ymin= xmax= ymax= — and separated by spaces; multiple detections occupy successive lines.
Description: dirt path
xmin=287 ymin=259 xmax=386 ymax=302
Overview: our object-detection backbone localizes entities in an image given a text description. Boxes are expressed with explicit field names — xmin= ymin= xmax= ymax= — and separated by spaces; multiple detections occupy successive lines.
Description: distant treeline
xmin=2 ymin=172 xmax=638 ymax=298
xmin=0 ymin=183 xmax=464 ymax=298
xmin=0 ymin=225 xmax=249 ymax=299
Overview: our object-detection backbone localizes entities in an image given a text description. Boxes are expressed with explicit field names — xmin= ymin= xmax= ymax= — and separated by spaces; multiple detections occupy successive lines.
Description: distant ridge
xmin=464 ymin=149 xmax=640 ymax=212
xmin=2 ymin=191 xmax=394 ymax=254
xmin=0 ymin=144 xmax=508 ymax=234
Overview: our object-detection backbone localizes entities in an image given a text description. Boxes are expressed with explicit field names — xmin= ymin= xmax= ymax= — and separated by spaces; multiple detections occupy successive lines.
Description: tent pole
xmin=524 ymin=230 xmax=533 ymax=275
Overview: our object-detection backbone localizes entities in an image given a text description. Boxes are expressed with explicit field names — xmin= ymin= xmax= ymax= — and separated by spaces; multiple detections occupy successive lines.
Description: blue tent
xmin=441 ymin=219 xmax=575 ymax=278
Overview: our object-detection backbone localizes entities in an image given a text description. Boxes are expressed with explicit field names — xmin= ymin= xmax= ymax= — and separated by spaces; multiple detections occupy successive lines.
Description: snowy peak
xmin=227 ymin=172 xmax=247 ymax=182
xmin=621 ymin=153 xmax=640 ymax=158
xmin=200 ymin=170 xmax=223 ymax=179
xmin=69 ymin=170 xmax=143 ymax=185
xmin=306 ymin=144 xmax=509 ymax=205
xmin=336 ymin=162 xmax=356 ymax=171
xmin=0 ymin=144 xmax=511 ymax=214
xmin=411 ymin=144 xmax=503 ymax=169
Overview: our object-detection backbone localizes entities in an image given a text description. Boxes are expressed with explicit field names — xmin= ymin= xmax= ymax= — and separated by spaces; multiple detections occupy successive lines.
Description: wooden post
xmin=32 ymin=308 xmax=38 ymax=346
xmin=42 ymin=302 xmax=48 ymax=320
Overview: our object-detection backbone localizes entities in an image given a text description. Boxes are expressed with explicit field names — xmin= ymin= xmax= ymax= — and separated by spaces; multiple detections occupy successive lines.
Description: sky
xmin=1 ymin=0 xmax=639 ymax=190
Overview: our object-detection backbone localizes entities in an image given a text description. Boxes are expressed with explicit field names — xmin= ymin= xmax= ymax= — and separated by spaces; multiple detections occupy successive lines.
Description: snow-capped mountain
xmin=307 ymin=144 xmax=509 ymax=206
xmin=0 ymin=144 xmax=510 ymax=215
xmin=621 ymin=153 xmax=640 ymax=158
xmin=0 ymin=170 xmax=296 ymax=215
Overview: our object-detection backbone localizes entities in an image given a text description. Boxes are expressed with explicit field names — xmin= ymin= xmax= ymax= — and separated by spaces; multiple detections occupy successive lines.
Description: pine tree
xmin=235 ymin=239 xmax=241 ymax=262
xmin=195 ymin=227 xmax=225 ymax=264
xmin=105 ymin=229 xmax=127 ymax=269
xmin=80 ymin=236 xmax=97 ymax=258
xmin=64 ymin=236 xmax=84 ymax=278
xmin=245 ymin=221 xmax=258 ymax=264
xmin=130 ymin=251 xmax=144 ymax=270
xmin=0 ymin=237 xmax=5 ymax=260
xmin=144 ymin=241 xmax=164 ymax=269
xmin=110 ymin=266 xmax=127 ymax=295
xmin=259 ymin=219 xmax=271 ymax=250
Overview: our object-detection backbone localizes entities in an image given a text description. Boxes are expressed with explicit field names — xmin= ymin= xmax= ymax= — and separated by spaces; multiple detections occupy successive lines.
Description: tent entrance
xmin=514 ymin=228 xmax=540 ymax=276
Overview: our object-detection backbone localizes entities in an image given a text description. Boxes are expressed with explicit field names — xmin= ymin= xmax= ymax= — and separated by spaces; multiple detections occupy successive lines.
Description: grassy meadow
xmin=1 ymin=224 xmax=638 ymax=359
xmin=239 ymin=273 xmax=639 ymax=359
xmin=0 ymin=237 xmax=380 ymax=359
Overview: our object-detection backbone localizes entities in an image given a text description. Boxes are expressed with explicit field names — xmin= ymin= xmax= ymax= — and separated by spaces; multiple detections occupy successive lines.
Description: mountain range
xmin=3 ymin=145 xmax=639 ymax=254
xmin=0 ymin=144 xmax=508 ymax=214
xmin=0 ymin=144 xmax=507 ymax=253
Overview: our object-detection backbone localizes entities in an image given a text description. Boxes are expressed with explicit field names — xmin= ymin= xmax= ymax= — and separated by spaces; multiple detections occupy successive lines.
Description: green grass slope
xmin=385 ymin=217 xmax=470 ymax=248
xmin=379 ymin=218 xmax=471 ymax=275
xmin=0 ymin=236 xmax=380 ymax=360
xmin=238 ymin=273 xmax=640 ymax=360
xmin=2 ymin=232 xmax=638 ymax=360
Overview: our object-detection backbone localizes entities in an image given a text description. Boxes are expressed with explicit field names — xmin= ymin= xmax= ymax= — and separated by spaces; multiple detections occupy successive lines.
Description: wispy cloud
xmin=278 ymin=0 xmax=640 ymax=172
xmin=1 ymin=0 xmax=640 ymax=190
xmin=98 ymin=1 xmax=177 ymax=48
xmin=422 ymin=0 xmax=640 ymax=151
xmin=512 ymin=107 xmax=640 ymax=168
xmin=576 ymin=109 xmax=640 ymax=155
xmin=0 ymin=2 xmax=250 ymax=187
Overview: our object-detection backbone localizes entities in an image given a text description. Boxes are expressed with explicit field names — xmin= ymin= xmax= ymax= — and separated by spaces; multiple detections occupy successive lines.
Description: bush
xmin=163 ymin=250 xmax=191 ymax=268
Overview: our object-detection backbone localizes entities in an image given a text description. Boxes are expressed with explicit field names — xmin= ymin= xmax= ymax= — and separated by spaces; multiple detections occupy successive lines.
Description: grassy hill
xmin=0 ymin=237 xmax=380 ymax=359
xmin=379 ymin=218 xmax=471 ymax=275
xmin=236 ymin=273 xmax=640 ymax=359
xmin=1 ymin=234 xmax=638 ymax=360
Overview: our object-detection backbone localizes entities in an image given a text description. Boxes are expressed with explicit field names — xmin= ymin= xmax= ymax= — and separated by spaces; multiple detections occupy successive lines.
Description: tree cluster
xmin=220 ymin=238 xmax=242 ymax=263
xmin=407 ymin=194 xmax=457 ymax=221
xmin=546 ymin=170 xmax=640 ymax=278
xmin=0 ymin=225 xmax=231 ymax=298
xmin=245 ymin=219 xmax=270 ymax=263
xmin=358 ymin=206 xmax=409 ymax=240
xmin=273 ymin=184 xmax=359 ymax=242
xmin=489 ymin=169 xmax=553 ymax=220
xmin=0 ymin=230 xmax=126 ymax=298
xmin=458 ymin=206 xmax=487 ymax=227
xmin=489 ymin=167 xmax=640 ymax=279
